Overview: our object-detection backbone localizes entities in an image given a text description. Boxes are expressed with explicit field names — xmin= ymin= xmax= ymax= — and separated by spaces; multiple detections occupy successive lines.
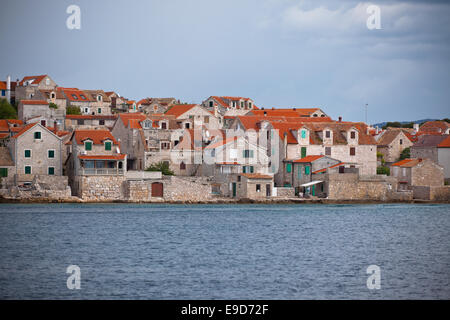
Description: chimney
xmin=263 ymin=111 xmax=267 ymax=116
xmin=6 ymin=75 xmax=12 ymax=104
xmin=54 ymin=120 xmax=58 ymax=132
xmin=261 ymin=107 xmax=265 ymax=110
xmin=293 ymin=107 xmax=296 ymax=111
xmin=338 ymin=116 xmax=342 ymax=122
xmin=413 ymin=123 xmax=419 ymax=132
xmin=376 ymin=126 xmax=380 ymax=134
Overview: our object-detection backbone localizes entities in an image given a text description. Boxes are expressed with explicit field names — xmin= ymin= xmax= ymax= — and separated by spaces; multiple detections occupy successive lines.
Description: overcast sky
xmin=1 ymin=0 xmax=449 ymax=123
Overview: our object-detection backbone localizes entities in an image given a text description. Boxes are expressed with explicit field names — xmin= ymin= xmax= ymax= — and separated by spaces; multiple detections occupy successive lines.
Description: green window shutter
xmin=250 ymin=166 xmax=254 ymax=173
xmin=98 ymin=108 xmax=101 ymax=114
xmin=25 ymin=150 xmax=31 ymax=158
xmin=48 ymin=167 xmax=55 ymax=175
xmin=286 ymin=163 xmax=292 ymax=173
xmin=48 ymin=150 xmax=55 ymax=158
xmin=34 ymin=131 xmax=41 ymax=139
xmin=25 ymin=166 xmax=31 ymax=174
xmin=85 ymin=142 xmax=92 ymax=151
xmin=243 ymin=166 xmax=247 ymax=173
xmin=305 ymin=166 xmax=310 ymax=175
xmin=105 ymin=142 xmax=112 ymax=151
xmin=0 ymin=168 xmax=8 ymax=177
xmin=301 ymin=130 xmax=306 ymax=139
xmin=301 ymin=147 xmax=307 ymax=158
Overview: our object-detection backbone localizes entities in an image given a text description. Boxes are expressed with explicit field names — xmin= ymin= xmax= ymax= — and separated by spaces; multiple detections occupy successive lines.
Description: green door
xmin=301 ymin=147 xmax=307 ymax=158
xmin=232 ymin=183 xmax=237 ymax=197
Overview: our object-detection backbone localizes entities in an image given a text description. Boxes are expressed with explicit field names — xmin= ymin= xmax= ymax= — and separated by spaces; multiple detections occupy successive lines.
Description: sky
xmin=0 ymin=0 xmax=449 ymax=124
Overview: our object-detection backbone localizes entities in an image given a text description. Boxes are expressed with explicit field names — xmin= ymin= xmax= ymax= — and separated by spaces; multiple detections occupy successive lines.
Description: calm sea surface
xmin=0 ymin=203 xmax=449 ymax=299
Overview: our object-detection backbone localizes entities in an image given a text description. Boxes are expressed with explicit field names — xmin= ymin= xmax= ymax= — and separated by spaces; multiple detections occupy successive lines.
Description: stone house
xmin=231 ymin=173 xmax=274 ymax=199
xmin=106 ymin=91 xmax=128 ymax=112
xmin=390 ymin=158 xmax=444 ymax=191
xmin=66 ymin=129 xmax=126 ymax=196
xmin=137 ymin=97 xmax=178 ymax=115
xmin=202 ymin=96 xmax=256 ymax=117
xmin=437 ymin=135 xmax=450 ymax=183
xmin=58 ymin=88 xmax=111 ymax=115
xmin=83 ymin=90 xmax=113 ymax=115
xmin=165 ymin=104 xmax=222 ymax=130
xmin=18 ymin=99 xmax=66 ymax=127
xmin=418 ymin=121 xmax=450 ymax=135
xmin=282 ymin=155 xmax=343 ymax=196
xmin=0 ymin=146 xmax=15 ymax=185
xmin=375 ymin=128 xmax=414 ymax=164
xmin=65 ymin=115 xmax=118 ymax=131
xmin=14 ymin=75 xmax=58 ymax=102
xmin=7 ymin=123 xmax=64 ymax=183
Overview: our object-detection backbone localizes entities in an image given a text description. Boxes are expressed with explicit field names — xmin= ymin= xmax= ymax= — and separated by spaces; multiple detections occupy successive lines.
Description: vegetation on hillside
xmin=0 ymin=98 xmax=17 ymax=119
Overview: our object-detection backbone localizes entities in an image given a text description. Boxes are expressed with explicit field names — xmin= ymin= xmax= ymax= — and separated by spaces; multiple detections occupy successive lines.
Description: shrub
xmin=399 ymin=147 xmax=410 ymax=161
xmin=66 ymin=105 xmax=81 ymax=115
xmin=49 ymin=102 xmax=58 ymax=109
xmin=0 ymin=98 xmax=17 ymax=119
xmin=145 ymin=161 xmax=174 ymax=176
xmin=377 ymin=166 xmax=390 ymax=175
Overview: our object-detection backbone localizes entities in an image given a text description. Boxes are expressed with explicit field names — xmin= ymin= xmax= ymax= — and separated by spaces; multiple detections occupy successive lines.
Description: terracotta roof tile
xmin=165 ymin=104 xmax=198 ymax=118
xmin=72 ymin=130 xmax=118 ymax=145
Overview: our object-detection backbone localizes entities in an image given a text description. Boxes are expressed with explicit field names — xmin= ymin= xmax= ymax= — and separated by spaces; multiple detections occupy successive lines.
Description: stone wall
xmin=74 ymin=175 xmax=126 ymax=201
xmin=162 ymin=176 xmax=213 ymax=202
xmin=275 ymin=187 xmax=295 ymax=198
xmin=412 ymin=185 xmax=450 ymax=201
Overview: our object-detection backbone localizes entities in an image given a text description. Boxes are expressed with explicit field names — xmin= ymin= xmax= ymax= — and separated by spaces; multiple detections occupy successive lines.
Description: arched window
xmin=180 ymin=161 xmax=186 ymax=170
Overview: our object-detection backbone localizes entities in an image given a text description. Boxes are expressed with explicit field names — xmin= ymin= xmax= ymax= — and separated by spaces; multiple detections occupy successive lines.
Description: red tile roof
xmin=0 ymin=120 xmax=9 ymax=132
xmin=289 ymin=155 xmax=324 ymax=163
xmin=20 ymin=100 xmax=49 ymax=105
xmin=419 ymin=121 xmax=450 ymax=134
xmin=11 ymin=123 xmax=39 ymax=139
xmin=391 ymin=159 xmax=421 ymax=167
xmin=78 ymin=154 xmax=126 ymax=160
xmin=118 ymin=113 xmax=147 ymax=129
xmin=72 ymin=130 xmax=119 ymax=145
xmin=19 ymin=75 xmax=47 ymax=86
xmin=251 ymin=108 xmax=324 ymax=117
xmin=205 ymin=136 xmax=238 ymax=149
xmin=58 ymin=87 xmax=93 ymax=102
xmin=438 ymin=135 xmax=450 ymax=148
xmin=165 ymin=104 xmax=198 ymax=118
xmin=66 ymin=114 xmax=117 ymax=120
xmin=312 ymin=162 xmax=344 ymax=174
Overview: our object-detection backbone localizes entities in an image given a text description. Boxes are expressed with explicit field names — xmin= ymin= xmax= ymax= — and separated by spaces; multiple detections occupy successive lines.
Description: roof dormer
xmin=348 ymin=127 xmax=359 ymax=144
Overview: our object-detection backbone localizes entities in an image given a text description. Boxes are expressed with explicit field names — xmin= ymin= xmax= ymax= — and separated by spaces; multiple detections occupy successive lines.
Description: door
xmin=151 ymin=182 xmax=164 ymax=197
xmin=232 ymin=183 xmax=237 ymax=197
xmin=266 ymin=184 xmax=271 ymax=197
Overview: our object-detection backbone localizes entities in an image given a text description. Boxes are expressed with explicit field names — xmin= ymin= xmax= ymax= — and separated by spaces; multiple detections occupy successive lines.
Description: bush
xmin=66 ymin=105 xmax=81 ymax=115
xmin=0 ymin=98 xmax=17 ymax=119
xmin=49 ymin=102 xmax=58 ymax=109
xmin=145 ymin=161 xmax=174 ymax=176
xmin=377 ymin=166 xmax=390 ymax=175
xmin=399 ymin=147 xmax=410 ymax=161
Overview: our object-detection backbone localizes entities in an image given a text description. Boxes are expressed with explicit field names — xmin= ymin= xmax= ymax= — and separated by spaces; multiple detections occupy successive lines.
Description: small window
xmin=25 ymin=166 xmax=31 ymax=174
xmin=72 ymin=94 xmax=78 ymax=100
xmin=161 ymin=122 xmax=167 ymax=129
xmin=180 ymin=162 xmax=186 ymax=170
xmin=105 ymin=141 xmax=112 ymax=151
xmin=85 ymin=141 xmax=92 ymax=151
xmin=98 ymin=108 xmax=102 ymax=114
xmin=350 ymin=147 xmax=356 ymax=156
xmin=48 ymin=150 xmax=55 ymax=158
xmin=286 ymin=163 xmax=292 ymax=173
xmin=41 ymin=120 xmax=46 ymax=126
xmin=301 ymin=130 xmax=306 ymax=139
xmin=25 ymin=149 xmax=31 ymax=158
xmin=48 ymin=167 xmax=55 ymax=175
xmin=350 ymin=131 xmax=356 ymax=139
xmin=209 ymin=101 xmax=213 ymax=108
xmin=325 ymin=130 xmax=330 ymax=138
xmin=325 ymin=147 xmax=331 ymax=156
xmin=243 ymin=150 xmax=254 ymax=158
xmin=34 ymin=131 xmax=41 ymax=139
xmin=99 ymin=120 xmax=105 ymax=126
xmin=400 ymin=139 xmax=403 ymax=145
xmin=256 ymin=184 xmax=261 ymax=192
xmin=77 ymin=119 xmax=85 ymax=125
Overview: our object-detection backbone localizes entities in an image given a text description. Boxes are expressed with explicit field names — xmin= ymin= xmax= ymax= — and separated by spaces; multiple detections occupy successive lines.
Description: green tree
xmin=402 ymin=122 xmax=414 ymax=129
xmin=0 ymin=98 xmax=17 ymax=119
xmin=66 ymin=105 xmax=81 ymax=115
xmin=382 ymin=121 xmax=402 ymax=129
xmin=399 ymin=147 xmax=410 ymax=161
xmin=145 ymin=161 xmax=175 ymax=176
xmin=49 ymin=102 xmax=58 ymax=109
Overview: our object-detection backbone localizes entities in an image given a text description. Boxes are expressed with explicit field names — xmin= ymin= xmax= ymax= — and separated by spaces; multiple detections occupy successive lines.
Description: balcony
xmin=81 ymin=168 xmax=124 ymax=175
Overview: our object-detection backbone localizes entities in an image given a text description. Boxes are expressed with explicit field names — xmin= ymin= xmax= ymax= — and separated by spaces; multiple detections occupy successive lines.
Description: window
xmin=242 ymin=166 xmax=254 ymax=173
xmin=243 ymin=150 xmax=254 ymax=158
xmin=209 ymin=101 xmax=213 ymax=108
xmin=25 ymin=149 xmax=31 ymax=158
xmin=80 ymin=95 xmax=86 ymax=100
xmin=1 ymin=90 xmax=5 ymax=96
xmin=180 ymin=162 xmax=186 ymax=170
xmin=98 ymin=108 xmax=102 ymax=114
xmin=301 ymin=130 xmax=306 ymax=139
xmin=400 ymin=139 xmax=403 ymax=145
xmin=325 ymin=130 xmax=330 ymax=138
xmin=241 ymin=102 xmax=244 ymax=109
xmin=301 ymin=147 xmax=307 ymax=158
xmin=46 ymin=78 xmax=50 ymax=85
xmin=99 ymin=120 xmax=105 ymax=126
xmin=286 ymin=163 xmax=292 ymax=173
xmin=51 ymin=92 xmax=55 ymax=99
xmin=0 ymin=168 xmax=7 ymax=177
xmin=185 ymin=123 xmax=190 ymax=129
xmin=256 ymin=184 xmax=261 ymax=192
xmin=249 ymin=102 xmax=252 ymax=109
xmin=105 ymin=141 xmax=112 ymax=151
xmin=305 ymin=166 xmax=310 ymax=175
xmin=161 ymin=122 xmax=167 ymax=129
xmin=350 ymin=147 xmax=356 ymax=156
xmin=97 ymin=95 xmax=102 ymax=102
xmin=25 ymin=166 xmax=31 ymax=174
xmin=77 ymin=119 xmax=85 ymax=125
xmin=350 ymin=131 xmax=356 ymax=139
xmin=325 ymin=147 xmax=331 ymax=156
xmin=40 ymin=120 xmax=46 ymax=126
xmin=72 ymin=94 xmax=78 ymax=100
xmin=85 ymin=141 xmax=92 ymax=151
xmin=34 ymin=131 xmax=41 ymax=139
xmin=48 ymin=150 xmax=55 ymax=158
xmin=48 ymin=167 xmax=55 ymax=175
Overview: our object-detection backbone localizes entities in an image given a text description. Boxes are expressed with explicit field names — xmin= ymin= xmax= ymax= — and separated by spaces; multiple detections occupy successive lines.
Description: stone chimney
xmin=413 ymin=123 xmax=419 ymax=132
xmin=338 ymin=116 xmax=342 ymax=122
xmin=6 ymin=75 xmax=11 ymax=104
